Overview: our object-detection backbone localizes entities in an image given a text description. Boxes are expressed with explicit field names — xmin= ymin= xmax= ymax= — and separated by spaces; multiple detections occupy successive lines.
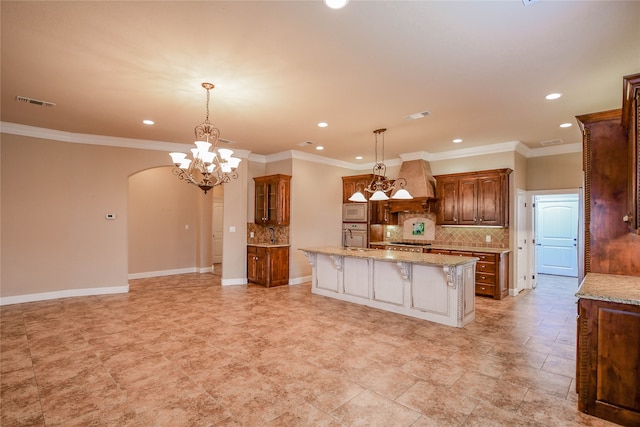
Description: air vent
xmin=297 ymin=140 xmax=315 ymax=147
xmin=540 ymin=139 xmax=564 ymax=146
xmin=16 ymin=96 xmax=56 ymax=108
xmin=404 ymin=111 xmax=431 ymax=120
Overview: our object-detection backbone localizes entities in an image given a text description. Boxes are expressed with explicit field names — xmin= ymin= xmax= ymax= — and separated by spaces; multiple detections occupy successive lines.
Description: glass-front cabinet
xmin=254 ymin=174 xmax=291 ymax=225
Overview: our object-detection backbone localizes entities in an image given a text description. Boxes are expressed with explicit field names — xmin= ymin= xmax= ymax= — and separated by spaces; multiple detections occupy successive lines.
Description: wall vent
xmin=540 ymin=138 xmax=564 ymax=146
xmin=16 ymin=96 xmax=56 ymax=108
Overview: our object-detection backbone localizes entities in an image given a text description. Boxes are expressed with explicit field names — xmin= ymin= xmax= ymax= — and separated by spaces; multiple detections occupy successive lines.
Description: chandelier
xmin=169 ymin=83 xmax=241 ymax=194
xmin=349 ymin=128 xmax=413 ymax=202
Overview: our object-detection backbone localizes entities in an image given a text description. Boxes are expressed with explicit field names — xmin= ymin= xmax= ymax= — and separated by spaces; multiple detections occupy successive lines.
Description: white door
xmin=516 ymin=190 xmax=528 ymax=292
xmin=212 ymin=197 xmax=224 ymax=265
xmin=535 ymin=194 xmax=579 ymax=277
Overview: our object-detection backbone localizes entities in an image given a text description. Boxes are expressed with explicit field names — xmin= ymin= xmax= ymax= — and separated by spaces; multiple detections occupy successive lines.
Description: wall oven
xmin=342 ymin=203 xmax=368 ymax=222
xmin=343 ymin=223 xmax=368 ymax=248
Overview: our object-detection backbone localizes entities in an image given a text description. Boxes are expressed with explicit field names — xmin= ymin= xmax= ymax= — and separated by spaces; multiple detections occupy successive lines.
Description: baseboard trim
xmin=288 ymin=275 xmax=312 ymax=285
xmin=0 ymin=285 xmax=130 ymax=306
xmin=128 ymin=268 xmax=197 ymax=280
xmin=222 ymin=278 xmax=248 ymax=286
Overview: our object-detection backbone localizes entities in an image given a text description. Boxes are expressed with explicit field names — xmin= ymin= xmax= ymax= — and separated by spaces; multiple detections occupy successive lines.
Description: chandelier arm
xmin=169 ymin=82 xmax=242 ymax=194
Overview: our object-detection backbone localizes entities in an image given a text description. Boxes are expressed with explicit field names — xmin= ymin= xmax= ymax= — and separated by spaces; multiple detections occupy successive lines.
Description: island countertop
xmin=576 ymin=273 xmax=640 ymax=306
xmin=299 ymin=246 xmax=478 ymax=267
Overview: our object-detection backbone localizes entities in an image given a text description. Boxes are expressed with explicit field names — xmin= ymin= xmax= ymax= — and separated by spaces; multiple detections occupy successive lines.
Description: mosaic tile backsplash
xmin=247 ymin=223 xmax=289 ymax=245
xmin=385 ymin=212 xmax=509 ymax=248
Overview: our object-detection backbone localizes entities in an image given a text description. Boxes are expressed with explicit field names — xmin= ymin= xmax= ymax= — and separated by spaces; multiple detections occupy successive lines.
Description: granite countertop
xmin=247 ymin=243 xmax=290 ymax=248
xmin=299 ymin=246 xmax=479 ymax=267
xmin=369 ymin=241 xmax=510 ymax=254
xmin=576 ymin=273 xmax=640 ymax=306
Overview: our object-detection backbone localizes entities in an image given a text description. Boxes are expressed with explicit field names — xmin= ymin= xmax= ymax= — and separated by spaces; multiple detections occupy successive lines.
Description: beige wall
xmin=290 ymin=158 xmax=347 ymax=280
xmin=128 ymin=167 xmax=204 ymax=275
xmin=1 ymin=130 xmax=584 ymax=300
xmin=526 ymin=152 xmax=582 ymax=190
xmin=1 ymin=134 xmax=172 ymax=298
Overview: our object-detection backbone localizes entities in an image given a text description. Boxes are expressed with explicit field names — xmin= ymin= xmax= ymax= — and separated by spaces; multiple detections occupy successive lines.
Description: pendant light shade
xmin=348 ymin=128 xmax=413 ymax=202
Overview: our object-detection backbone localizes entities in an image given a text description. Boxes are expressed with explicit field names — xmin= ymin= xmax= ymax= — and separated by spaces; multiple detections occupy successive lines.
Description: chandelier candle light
xmin=349 ymin=128 xmax=413 ymax=202
xmin=169 ymin=83 xmax=241 ymax=194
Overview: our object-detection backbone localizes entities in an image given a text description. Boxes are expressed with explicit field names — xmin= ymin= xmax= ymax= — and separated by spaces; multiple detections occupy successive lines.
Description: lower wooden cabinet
xmin=577 ymin=298 xmax=640 ymax=426
xmin=429 ymin=249 xmax=509 ymax=299
xmin=247 ymin=245 xmax=289 ymax=287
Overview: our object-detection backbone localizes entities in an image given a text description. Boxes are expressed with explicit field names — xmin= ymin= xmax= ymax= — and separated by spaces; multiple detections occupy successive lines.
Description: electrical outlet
xmin=485 ymin=235 xmax=491 ymax=242
xmin=386 ymin=231 xmax=391 ymax=237
xmin=250 ymin=231 xmax=255 ymax=238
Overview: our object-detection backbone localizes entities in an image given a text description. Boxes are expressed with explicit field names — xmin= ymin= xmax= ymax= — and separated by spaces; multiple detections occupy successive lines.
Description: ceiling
xmin=2 ymin=1 xmax=639 ymax=164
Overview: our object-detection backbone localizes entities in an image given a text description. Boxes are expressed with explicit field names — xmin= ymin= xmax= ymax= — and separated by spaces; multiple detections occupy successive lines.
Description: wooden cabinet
xmin=247 ymin=245 xmax=289 ymax=287
xmin=622 ymin=73 xmax=640 ymax=233
xmin=342 ymin=174 xmax=374 ymax=203
xmin=369 ymin=200 xmax=398 ymax=225
xmin=577 ymin=298 xmax=640 ymax=426
xmin=434 ymin=169 xmax=512 ymax=227
xmin=427 ymin=248 xmax=509 ymax=299
xmin=254 ymin=174 xmax=291 ymax=225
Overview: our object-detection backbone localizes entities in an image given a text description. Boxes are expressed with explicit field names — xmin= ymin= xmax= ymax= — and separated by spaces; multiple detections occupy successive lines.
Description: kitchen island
xmin=300 ymin=247 xmax=477 ymax=327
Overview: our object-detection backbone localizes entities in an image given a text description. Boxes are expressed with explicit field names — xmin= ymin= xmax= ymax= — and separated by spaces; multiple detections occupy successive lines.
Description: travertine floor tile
xmin=0 ymin=272 xmax=619 ymax=426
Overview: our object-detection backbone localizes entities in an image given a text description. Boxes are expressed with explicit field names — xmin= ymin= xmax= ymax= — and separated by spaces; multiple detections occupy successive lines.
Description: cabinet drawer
xmin=473 ymin=252 xmax=497 ymax=262
xmin=247 ymin=246 xmax=257 ymax=255
xmin=476 ymin=283 xmax=495 ymax=296
xmin=476 ymin=261 xmax=496 ymax=273
xmin=476 ymin=272 xmax=496 ymax=285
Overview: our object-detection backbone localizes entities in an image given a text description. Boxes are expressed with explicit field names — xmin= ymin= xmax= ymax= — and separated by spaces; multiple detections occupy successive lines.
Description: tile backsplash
xmin=247 ymin=223 xmax=289 ymax=245
xmin=384 ymin=212 xmax=509 ymax=248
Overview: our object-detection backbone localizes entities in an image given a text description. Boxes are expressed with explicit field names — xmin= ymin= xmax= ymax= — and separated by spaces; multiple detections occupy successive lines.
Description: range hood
xmin=389 ymin=159 xmax=437 ymax=213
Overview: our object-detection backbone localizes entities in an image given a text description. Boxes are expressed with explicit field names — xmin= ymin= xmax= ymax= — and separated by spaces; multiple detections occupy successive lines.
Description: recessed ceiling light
xmin=318 ymin=122 xmax=328 ymax=128
xmin=315 ymin=146 xmax=324 ymax=151
xmin=560 ymin=122 xmax=572 ymax=128
xmin=324 ymin=0 xmax=349 ymax=9
xmin=545 ymin=93 xmax=562 ymax=100
xmin=355 ymin=156 xmax=363 ymax=160
xmin=142 ymin=119 xmax=154 ymax=125
xmin=452 ymin=138 xmax=463 ymax=143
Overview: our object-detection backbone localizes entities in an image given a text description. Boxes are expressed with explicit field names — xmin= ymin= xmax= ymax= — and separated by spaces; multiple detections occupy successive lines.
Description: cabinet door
xmin=437 ymin=177 xmax=459 ymax=225
xmin=267 ymin=247 xmax=289 ymax=287
xmin=255 ymin=248 xmax=266 ymax=284
xmin=477 ymin=175 xmax=502 ymax=226
xmin=254 ymin=175 xmax=291 ymax=225
xmin=247 ymin=247 xmax=258 ymax=283
xmin=459 ymin=177 xmax=479 ymax=225
xmin=266 ymin=180 xmax=278 ymax=223
xmin=255 ymin=182 xmax=266 ymax=223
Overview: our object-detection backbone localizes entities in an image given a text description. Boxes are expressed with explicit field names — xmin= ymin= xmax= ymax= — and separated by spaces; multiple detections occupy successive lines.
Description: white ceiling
xmin=2 ymin=1 xmax=639 ymax=163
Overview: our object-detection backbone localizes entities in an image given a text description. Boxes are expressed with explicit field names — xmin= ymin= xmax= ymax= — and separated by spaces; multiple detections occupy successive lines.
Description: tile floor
xmin=1 ymin=272 xmax=618 ymax=426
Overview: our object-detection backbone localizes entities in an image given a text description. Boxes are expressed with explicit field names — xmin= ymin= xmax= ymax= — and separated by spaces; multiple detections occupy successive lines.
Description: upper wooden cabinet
xmin=342 ymin=174 xmax=374 ymax=203
xmin=622 ymin=73 xmax=640 ymax=233
xmin=254 ymin=174 xmax=291 ymax=225
xmin=434 ymin=169 xmax=512 ymax=227
xmin=369 ymin=200 xmax=398 ymax=225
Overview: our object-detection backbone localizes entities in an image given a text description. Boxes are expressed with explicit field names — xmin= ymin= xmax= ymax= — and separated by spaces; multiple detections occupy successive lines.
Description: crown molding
xmin=0 ymin=122 xmax=252 ymax=158
xmin=1 ymin=122 xmax=581 ymax=167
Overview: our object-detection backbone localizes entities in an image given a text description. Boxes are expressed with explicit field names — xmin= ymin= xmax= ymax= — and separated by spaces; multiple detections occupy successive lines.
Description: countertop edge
xmin=299 ymin=246 xmax=479 ymax=267
xmin=575 ymin=273 xmax=640 ymax=306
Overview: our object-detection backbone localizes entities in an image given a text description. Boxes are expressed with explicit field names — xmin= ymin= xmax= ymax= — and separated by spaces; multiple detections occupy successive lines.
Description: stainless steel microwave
xmin=342 ymin=203 xmax=368 ymax=222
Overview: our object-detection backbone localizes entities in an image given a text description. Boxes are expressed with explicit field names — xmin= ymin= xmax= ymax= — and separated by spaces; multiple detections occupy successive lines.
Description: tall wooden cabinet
xmin=575 ymin=72 xmax=640 ymax=427
xmin=622 ymin=73 xmax=640 ymax=233
xmin=254 ymin=174 xmax=291 ymax=225
xmin=434 ymin=169 xmax=512 ymax=227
